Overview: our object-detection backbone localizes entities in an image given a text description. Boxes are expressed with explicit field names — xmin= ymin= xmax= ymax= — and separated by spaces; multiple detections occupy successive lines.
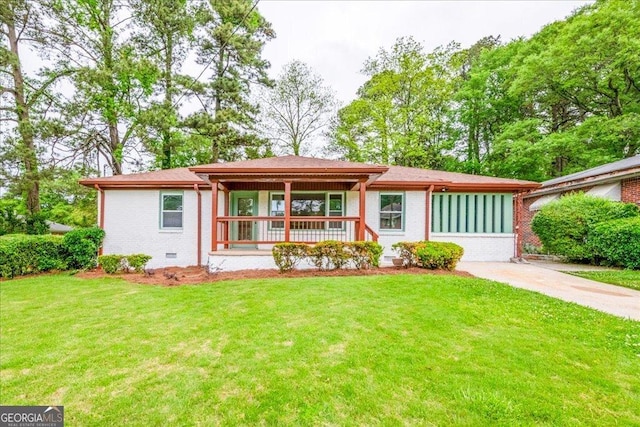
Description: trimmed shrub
xmin=391 ymin=242 xmax=423 ymax=267
xmin=393 ymin=241 xmax=464 ymax=270
xmin=414 ymin=242 xmax=464 ymax=270
xmin=532 ymin=193 xmax=639 ymax=262
xmin=63 ymin=227 xmax=105 ymax=269
xmin=126 ymin=254 xmax=152 ymax=273
xmin=309 ymin=240 xmax=350 ymax=270
xmin=272 ymin=243 xmax=309 ymax=273
xmin=588 ymin=217 xmax=640 ymax=269
xmin=0 ymin=234 xmax=67 ymax=278
xmin=98 ymin=255 xmax=125 ymax=274
xmin=346 ymin=241 xmax=383 ymax=269
xmin=98 ymin=254 xmax=153 ymax=274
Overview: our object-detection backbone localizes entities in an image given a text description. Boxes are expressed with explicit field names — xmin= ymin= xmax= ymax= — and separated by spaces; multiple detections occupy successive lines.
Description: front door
xmin=231 ymin=192 xmax=258 ymax=248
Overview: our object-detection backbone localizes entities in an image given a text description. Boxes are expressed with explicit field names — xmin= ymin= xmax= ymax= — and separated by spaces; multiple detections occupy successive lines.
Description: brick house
xmin=80 ymin=155 xmax=539 ymax=270
xmin=521 ymin=156 xmax=640 ymax=249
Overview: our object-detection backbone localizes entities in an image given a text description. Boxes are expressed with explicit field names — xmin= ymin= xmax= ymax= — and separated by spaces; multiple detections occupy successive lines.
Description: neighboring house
xmin=47 ymin=221 xmax=73 ymax=234
xmin=521 ymin=156 xmax=640 ymax=248
xmin=80 ymin=156 xmax=539 ymax=270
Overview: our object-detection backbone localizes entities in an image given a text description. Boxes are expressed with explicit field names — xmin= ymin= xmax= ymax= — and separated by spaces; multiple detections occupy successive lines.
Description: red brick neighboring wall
xmin=521 ymin=196 xmax=542 ymax=248
xmin=622 ymin=177 xmax=640 ymax=204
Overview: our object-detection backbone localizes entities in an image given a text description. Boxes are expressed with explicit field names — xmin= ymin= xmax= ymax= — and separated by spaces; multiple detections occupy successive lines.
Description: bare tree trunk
xmin=161 ymin=35 xmax=173 ymax=169
xmin=7 ymin=21 xmax=40 ymax=213
xmin=101 ymin=1 xmax=122 ymax=175
xmin=210 ymin=47 xmax=225 ymax=164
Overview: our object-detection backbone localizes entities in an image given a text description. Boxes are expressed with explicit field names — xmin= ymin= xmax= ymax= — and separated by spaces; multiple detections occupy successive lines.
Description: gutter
xmin=94 ymin=184 xmax=105 ymax=255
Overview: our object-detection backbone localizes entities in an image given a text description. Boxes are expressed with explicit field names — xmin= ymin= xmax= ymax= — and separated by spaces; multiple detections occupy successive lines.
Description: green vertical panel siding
xmin=492 ymin=195 xmax=500 ymax=233
xmin=442 ymin=194 xmax=450 ymax=233
xmin=468 ymin=195 xmax=476 ymax=233
xmin=478 ymin=196 xmax=483 ymax=233
xmin=430 ymin=193 xmax=513 ymax=234
xmin=432 ymin=194 xmax=441 ymax=232
xmin=449 ymin=195 xmax=457 ymax=233
xmin=503 ymin=195 xmax=513 ymax=233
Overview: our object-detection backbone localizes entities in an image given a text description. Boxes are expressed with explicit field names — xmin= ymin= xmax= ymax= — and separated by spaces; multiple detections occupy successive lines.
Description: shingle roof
xmin=80 ymin=156 xmax=539 ymax=191
xmin=190 ymin=155 xmax=387 ymax=172
xmin=377 ymin=166 xmax=537 ymax=186
xmin=540 ymin=155 xmax=640 ymax=188
xmin=80 ymin=167 xmax=209 ymax=187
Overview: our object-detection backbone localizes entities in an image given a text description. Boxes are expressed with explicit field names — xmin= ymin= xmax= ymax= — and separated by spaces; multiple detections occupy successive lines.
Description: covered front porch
xmin=188 ymin=157 xmax=387 ymax=251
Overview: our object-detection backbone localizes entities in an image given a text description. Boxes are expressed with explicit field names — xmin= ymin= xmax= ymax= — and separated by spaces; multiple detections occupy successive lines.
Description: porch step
xmin=209 ymin=249 xmax=272 ymax=256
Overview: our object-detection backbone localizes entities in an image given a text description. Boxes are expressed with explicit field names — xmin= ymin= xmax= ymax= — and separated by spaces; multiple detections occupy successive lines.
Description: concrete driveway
xmin=458 ymin=262 xmax=640 ymax=321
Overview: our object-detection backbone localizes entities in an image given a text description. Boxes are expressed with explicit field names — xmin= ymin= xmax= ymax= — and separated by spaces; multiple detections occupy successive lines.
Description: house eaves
xmin=524 ymin=166 xmax=640 ymax=198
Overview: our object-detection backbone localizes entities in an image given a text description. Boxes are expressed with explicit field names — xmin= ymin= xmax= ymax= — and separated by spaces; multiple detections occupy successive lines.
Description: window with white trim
xmin=379 ymin=193 xmax=404 ymax=231
xmin=160 ymin=192 xmax=183 ymax=229
xmin=269 ymin=192 xmax=344 ymax=229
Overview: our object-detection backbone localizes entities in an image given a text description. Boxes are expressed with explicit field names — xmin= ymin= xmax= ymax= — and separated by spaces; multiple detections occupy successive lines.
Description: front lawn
xmin=569 ymin=270 xmax=640 ymax=292
xmin=1 ymin=274 xmax=639 ymax=425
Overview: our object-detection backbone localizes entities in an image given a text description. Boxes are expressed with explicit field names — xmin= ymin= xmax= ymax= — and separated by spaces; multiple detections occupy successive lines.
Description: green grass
xmin=569 ymin=270 xmax=640 ymax=292
xmin=1 ymin=274 xmax=639 ymax=425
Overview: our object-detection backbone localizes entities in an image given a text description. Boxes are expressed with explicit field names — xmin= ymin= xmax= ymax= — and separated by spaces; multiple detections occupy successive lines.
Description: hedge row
xmin=589 ymin=217 xmax=640 ymax=269
xmin=98 ymin=254 xmax=152 ymax=274
xmin=392 ymin=241 xmax=464 ymax=270
xmin=0 ymin=227 xmax=105 ymax=278
xmin=532 ymin=194 xmax=639 ymax=262
xmin=272 ymin=241 xmax=383 ymax=273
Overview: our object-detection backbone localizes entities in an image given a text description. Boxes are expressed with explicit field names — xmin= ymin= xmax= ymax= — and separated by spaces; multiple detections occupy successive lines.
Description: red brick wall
xmin=621 ymin=177 xmax=640 ymax=204
xmin=521 ymin=196 xmax=541 ymax=248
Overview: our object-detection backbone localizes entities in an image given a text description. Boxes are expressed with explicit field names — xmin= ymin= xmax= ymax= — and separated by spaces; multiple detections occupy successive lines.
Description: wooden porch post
xmin=223 ymin=189 xmax=230 ymax=249
xmin=284 ymin=181 xmax=292 ymax=242
xmin=211 ymin=180 xmax=218 ymax=252
xmin=425 ymin=185 xmax=434 ymax=241
xmin=358 ymin=180 xmax=366 ymax=240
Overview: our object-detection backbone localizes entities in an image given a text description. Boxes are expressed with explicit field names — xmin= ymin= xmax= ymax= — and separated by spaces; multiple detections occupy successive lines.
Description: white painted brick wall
xmin=102 ymin=188 xmax=516 ymax=269
xmin=102 ymin=189 xmax=210 ymax=268
xmin=430 ymin=233 xmax=515 ymax=261
xmin=366 ymin=190 xmax=427 ymax=260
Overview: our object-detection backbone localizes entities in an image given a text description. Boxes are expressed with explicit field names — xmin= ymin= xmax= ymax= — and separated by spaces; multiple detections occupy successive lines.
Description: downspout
xmin=425 ymin=185 xmax=434 ymax=241
xmin=94 ymin=184 xmax=105 ymax=255
xmin=514 ymin=191 xmax=523 ymax=258
xmin=194 ymin=184 xmax=202 ymax=267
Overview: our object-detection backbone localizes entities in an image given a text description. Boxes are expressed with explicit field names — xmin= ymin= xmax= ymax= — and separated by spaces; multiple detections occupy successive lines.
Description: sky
xmin=258 ymin=0 xmax=594 ymax=104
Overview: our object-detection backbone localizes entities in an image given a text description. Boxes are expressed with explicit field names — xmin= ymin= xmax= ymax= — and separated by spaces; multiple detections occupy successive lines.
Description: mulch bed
xmin=76 ymin=265 xmax=474 ymax=286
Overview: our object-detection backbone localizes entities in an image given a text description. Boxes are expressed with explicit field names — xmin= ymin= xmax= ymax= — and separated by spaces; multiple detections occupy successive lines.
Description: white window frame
xmin=268 ymin=192 xmax=344 ymax=230
xmin=160 ymin=191 xmax=184 ymax=230
xmin=379 ymin=192 xmax=404 ymax=232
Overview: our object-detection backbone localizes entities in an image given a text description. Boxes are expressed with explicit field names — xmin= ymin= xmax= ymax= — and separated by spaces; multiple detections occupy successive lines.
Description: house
xmin=47 ymin=221 xmax=73 ymax=234
xmin=79 ymin=156 xmax=539 ymax=270
xmin=521 ymin=155 xmax=640 ymax=248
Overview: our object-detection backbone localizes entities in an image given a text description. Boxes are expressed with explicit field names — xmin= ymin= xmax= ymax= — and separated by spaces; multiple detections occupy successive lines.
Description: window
xmin=269 ymin=192 xmax=344 ymax=229
xmin=380 ymin=193 xmax=403 ymax=230
xmin=161 ymin=192 xmax=183 ymax=229
xmin=431 ymin=193 xmax=513 ymax=234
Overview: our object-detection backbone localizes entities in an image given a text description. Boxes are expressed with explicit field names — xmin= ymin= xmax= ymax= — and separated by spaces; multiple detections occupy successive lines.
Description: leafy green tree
xmin=1 ymin=0 xmax=42 ymax=214
xmin=39 ymin=167 xmax=97 ymax=227
xmin=131 ymin=0 xmax=195 ymax=169
xmin=330 ymin=37 xmax=457 ymax=168
xmin=42 ymin=0 xmax=157 ymax=175
xmin=185 ymin=0 xmax=275 ymax=163
xmin=260 ymin=60 xmax=338 ymax=156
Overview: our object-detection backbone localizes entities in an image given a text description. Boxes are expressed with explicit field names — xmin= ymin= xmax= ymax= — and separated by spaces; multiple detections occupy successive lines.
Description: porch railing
xmin=214 ymin=216 xmax=378 ymax=247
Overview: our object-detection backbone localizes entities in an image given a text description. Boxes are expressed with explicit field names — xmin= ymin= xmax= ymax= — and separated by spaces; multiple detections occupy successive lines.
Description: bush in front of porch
xmin=272 ymin=241 xmax=383 ymax=273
